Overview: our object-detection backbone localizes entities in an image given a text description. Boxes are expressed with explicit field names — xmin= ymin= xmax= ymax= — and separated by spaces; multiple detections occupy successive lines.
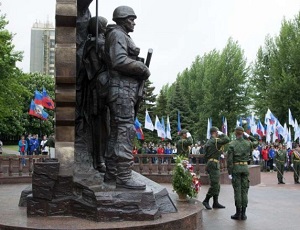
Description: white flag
xmin=166 ymin=116 xmax=172 ymax=140
xmin=287 ymin=128 xmax=292 ymax=149
xmin=289 ymin=108 xmax=295 ymax=127
xmin=206 ymin=118 xmax=212 ymax=139
xmin=144 ymin=110 xmax=154 ymax=131
xmin=154 ymin=115 xmax=163 ymax=138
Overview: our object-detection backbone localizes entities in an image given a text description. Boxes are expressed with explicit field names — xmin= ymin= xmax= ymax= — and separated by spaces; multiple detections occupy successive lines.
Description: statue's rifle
xmin=135 ymin=48 xmax=153 ymax=118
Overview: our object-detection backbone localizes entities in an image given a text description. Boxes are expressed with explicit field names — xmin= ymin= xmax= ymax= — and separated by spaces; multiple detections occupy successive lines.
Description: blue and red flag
xmin=34 ymin=90 xmax=43 ymax=105
xmin=42 ymin=88 xmax=55 ymax=110
xmin=256 ymin=120 xmax=265 ymax=138
xmin=28 ymin=100 xmax=49 ymax=120
xmin=134 ymin=117 xmax=144 ymax=140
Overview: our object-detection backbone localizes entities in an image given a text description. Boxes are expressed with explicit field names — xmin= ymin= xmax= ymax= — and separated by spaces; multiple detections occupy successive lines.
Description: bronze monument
xmin=20 ymin=1 xmax=177 ymax=222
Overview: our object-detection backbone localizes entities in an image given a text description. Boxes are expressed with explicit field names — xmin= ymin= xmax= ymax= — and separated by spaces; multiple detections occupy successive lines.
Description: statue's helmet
xmin=112 ymin=6 xmax=137 ymax=21
xmin=88 ymin=16 xmax=108 ymax=36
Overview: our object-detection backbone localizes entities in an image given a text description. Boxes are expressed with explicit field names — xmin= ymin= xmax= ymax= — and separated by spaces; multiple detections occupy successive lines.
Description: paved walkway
xmin=166 ymin=171 xmax=300 ymax=230
xmin=0 ymin=171 xmax=299 ymax=229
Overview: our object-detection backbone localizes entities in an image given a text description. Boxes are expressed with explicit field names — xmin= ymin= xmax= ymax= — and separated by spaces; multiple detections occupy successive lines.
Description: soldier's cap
xmin=210 ymin=126 xmax=219 ymax=133
xmin=235 ymin=126 xmax=244 ymax=132
xmin=179 ymin=129 xmax=188 ymax=135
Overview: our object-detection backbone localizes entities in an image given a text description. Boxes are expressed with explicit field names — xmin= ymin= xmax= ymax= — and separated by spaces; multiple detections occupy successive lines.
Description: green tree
xmin=251 ymin=12 xmax=300 ymax=122
xmin=167 ymin=81 xmax=194 ymax=142
xmin=156 ymin=38 xmax=250 ymax=140
xmin=0 ymin=14 xmax=26 ymax=135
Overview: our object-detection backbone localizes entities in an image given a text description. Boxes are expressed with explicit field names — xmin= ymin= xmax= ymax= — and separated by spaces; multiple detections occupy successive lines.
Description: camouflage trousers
xmin=206 ymin=161 xmax=220 ymax=197
xmin=232 ymin=165 xmax=249 ymax=207
xmin=276 ymin=162 xmax=285 ymax=182
xmin=293 ymin=161 xmax=300 ymax=182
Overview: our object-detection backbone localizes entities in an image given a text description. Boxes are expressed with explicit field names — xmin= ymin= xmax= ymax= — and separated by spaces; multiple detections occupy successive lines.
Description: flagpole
xmin=39 ymin=119 xmax=42 ymax=141
xmin=95 ymin=0 xmax=99 ymax=53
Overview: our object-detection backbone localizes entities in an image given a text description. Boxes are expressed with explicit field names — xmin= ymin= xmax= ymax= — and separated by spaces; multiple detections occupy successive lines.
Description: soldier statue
xmin=103 ymin=6 xmax=150 ymax=189
xmin=80 ymin=16 xmax=109 ymax=173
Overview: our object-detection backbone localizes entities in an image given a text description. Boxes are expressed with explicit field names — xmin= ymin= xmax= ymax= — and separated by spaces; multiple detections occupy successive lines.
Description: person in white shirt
xmin=252 ymin=147 xmax=260 ymax=165
xmin=40 ymin=135 xmax=49 ymax=155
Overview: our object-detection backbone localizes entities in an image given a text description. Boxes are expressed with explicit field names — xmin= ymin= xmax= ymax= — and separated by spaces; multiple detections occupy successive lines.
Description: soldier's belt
xmin=276 ymin=160 xmax=284 ymax=163
xmin=234 ymin=162 xmax=248 ymax=165
xmin=294 ymin=160 xmax=300 ymax=162
xmin=208 ymin=158 xmax=219 ymax=163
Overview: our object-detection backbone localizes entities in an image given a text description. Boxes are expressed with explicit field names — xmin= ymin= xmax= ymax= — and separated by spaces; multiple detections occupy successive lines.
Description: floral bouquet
xmin=172 ymin=157 xmax=201 ymax=198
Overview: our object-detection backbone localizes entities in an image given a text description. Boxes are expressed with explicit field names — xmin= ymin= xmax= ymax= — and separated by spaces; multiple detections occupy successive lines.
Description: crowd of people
xmin=252 ymin=142 xmax=300 ymax=184
xmin=132 ymin=140 xmax=208 ymax=164
xmin=18 ymin=134 xmax=55 ymax=165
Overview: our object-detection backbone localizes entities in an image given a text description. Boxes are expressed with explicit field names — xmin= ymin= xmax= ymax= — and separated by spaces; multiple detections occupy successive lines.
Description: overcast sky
xmin=1 ymin=0 xmax=300 ymax=93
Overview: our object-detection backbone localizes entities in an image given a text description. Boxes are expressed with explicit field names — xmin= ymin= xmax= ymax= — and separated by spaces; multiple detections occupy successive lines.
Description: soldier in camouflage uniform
xmin=291 ymin=146 xmax=300 ymax=184
xmin=227 ymin=126 xmax=258 ymax=220
xmin=274 ymin=144 xmax=287 ymax=184
xmin=202 ymin=127 xmax=230 ymax=210
xmin=176 ymin=129 xmax=193 ymax=158
xmin=104 ymin=6 xmax=150 ymax=190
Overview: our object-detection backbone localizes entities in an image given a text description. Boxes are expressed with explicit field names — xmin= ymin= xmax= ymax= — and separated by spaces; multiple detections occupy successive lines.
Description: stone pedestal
xmin=21 ymin=162 xmax=177 ymax=222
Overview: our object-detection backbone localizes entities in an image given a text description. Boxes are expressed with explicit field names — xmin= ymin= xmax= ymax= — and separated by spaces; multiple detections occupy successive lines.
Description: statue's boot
xmin=116 ymin=161 xmax=146 ymax=190
xmin=97 ymin=163 xmax=106 ymax=173
xmin=104 ymin=159 xmax=117 ymax=183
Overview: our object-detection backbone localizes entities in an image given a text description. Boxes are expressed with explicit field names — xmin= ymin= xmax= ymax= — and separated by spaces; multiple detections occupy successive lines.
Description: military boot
xmin=231 ymin=207 xmax=241 ymax=220
xmin=116 ymin=161 xmax=146 ymax=190
xmin=241 ymin=207 xmax=247 ymax=220
xmin=104 ymin=159 xmax=117 ymax=183
xmin=202 ymin=195 xmax=212 ymax=210
xmin=212 ymin=196 xmax=225 ymax=208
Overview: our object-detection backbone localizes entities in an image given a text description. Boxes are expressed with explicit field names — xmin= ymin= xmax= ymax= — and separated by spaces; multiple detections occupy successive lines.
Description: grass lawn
xmin=0 ymin=153 xmax=18 ymax=157
xmin=3 ymin=145 xmax=18 ymax=151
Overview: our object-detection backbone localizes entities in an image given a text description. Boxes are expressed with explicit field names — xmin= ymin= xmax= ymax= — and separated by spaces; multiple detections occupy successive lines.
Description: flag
xmin=266 ymin=120 xmax=272 ymax=143
xmin=42 ymin=87 xmax=55 ymax=110
xmin=206 ymin=118 xmax=212 ymax=139
xmin=276 ymin=121 xmax=285 ymax=137
xmin=283 ymin=123 xmax=288 ymax=142
xmin=166 ymin=116 xmax=172 ymax=140
xmin=222 ymin=117 xmax=228 ymax=135
xmin=257 ymin=120 xmax=265 ymax=138
xmin=294 ymin=118 xmax=298 ymax=133
xmin=265 ymin=108 xmax=277 ymax=125
xmin=134 ymin=117 xmax=144 ymax=140
xmin=287 ymin=128 xmax=292 ymax=149
xmin=177 ymin=111 xmax=181 ymax=134
xmin=144 ymin=110 xmax=154 ymax=131
xmin=155 ymin=115 xmax=163 ymax=138
xmin=236 ymin=119 xmax=240 ymax=128
xmin=294 ymin=125 xmax=300 ymax=141
xmin=250 ymin=112 xmax=257 ymax=135
xmin=34 ymin=90 xmax=43 ymax=105
xmin=161 ymin=117 xmax=166 ymax=140
xmin=28 ymin=100 xmax=48 ymax=120
xmin=289 ymin=108 xmax=295 ymax=127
